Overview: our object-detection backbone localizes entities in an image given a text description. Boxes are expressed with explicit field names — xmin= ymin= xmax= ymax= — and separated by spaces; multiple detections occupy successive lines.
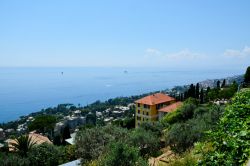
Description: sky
xmin=0 ymin=0 xmax=250 ymax=70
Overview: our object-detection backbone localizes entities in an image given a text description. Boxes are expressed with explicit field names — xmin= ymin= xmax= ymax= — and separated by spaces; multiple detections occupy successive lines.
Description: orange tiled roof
xmin=158 ymin=101 xmax=182 ymax=113
xmin=135 ymin=93 xmax=175 ymax=105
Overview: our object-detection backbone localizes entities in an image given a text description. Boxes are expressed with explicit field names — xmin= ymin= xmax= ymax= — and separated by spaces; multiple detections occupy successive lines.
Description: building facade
xmin=135 ymin=93 xmax=181 ymax=127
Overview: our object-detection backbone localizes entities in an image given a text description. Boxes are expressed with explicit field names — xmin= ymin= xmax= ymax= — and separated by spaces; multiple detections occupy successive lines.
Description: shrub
xmin=28 ymin=143 xmax=63 ymax=166
xmin=75 ymin=125 xmax=128 ymax=164
xmin=127 ymin=128 xmax=161 ymax=157
xmin=162 ymin=103 xmax=197 ymax=124
xmin=201 ymin=89 xmax=250 ymax=165
xmin=165 ymin=105 xmax=224 ymax=153
xmin=100 ymin=142 xmax=143 ymax=166
xmin=0 ymin=153 xmax=30 ymax=166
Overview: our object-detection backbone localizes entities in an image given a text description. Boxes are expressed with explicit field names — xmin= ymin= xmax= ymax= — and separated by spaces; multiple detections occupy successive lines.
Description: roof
xmin=158 ymin=102 xmax=183 ymax=113
xmin=65 ymin=133 xmax=76 ymax=145
xmin=6 ymin=133 xmax=52 ymax=151
xmin=59 ymin=159 xmax=81 ymax=166
xmin=28 ymin=133 xmax=52 ymax=144
xmin=135 ymin=93 xmax=175 ymax=105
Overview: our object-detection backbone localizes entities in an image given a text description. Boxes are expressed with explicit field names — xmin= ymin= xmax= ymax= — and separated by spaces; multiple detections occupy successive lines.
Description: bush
xmin=127 ymin=128 xmax=161 ymax=157
xmin=100 ymin=142 xmax=143 ymax=166
xmin=165 ymin=105 xmax=224 ymax=153
xmin=162 ymin=103 xmax=197 ymax=124
xmin=28 ymin=143 xmax=63 ymax=166
xmin=139 ymin=121 xmax=165 ymax=136
xmin=202 ymin=89 xmax=250 ymax=165
xmin=75 ymin=125 xmax=128 ymax=164
xmin=0 ymin=153 xmax=30 ymax=166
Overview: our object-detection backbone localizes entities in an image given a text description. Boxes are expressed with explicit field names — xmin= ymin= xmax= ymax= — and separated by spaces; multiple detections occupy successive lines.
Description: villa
xmin=135 ymin=93 xmax=182 ymax=127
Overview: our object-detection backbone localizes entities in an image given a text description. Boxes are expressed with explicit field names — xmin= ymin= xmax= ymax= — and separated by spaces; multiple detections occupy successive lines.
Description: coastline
xmin=0 ymin=74 xmax=243 ymax=125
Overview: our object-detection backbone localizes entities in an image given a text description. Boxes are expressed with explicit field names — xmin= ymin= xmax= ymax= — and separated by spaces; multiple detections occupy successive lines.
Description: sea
xmin=0 ymin=67 xmax=243 ymax=123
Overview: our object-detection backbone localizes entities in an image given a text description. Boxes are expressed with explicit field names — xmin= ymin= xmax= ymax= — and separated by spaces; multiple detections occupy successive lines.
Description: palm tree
xmin=10 ymin=135 xmax=36 ymax=156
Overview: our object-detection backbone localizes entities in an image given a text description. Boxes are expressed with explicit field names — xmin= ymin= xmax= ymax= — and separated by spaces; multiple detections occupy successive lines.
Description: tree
xmin=188 ymin=84 xmax=196 ymax=98
xmin=53 ymin=134 xmax=62 ymax=146
xmin=10 ymin=135 xmax=36 ymax=157
xmin=195 ymin=83 xmax=200 ymax=99
xmin=244 ymin=66 xmax=250 ymax=83
xmin=216 ymin=80 xmax=221 ymax=89
xmin=62 ymin=125 xmax=71 ymax=144
xmin=200 ymin=88 xmax=204 ymax=104
xmin=221 ymin=79 xmax=226 ymax=88
xmin=28 ymin=115 xmax=56 ymax=135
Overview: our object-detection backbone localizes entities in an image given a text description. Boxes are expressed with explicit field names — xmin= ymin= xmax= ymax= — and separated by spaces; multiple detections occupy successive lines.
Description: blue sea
xmin=0 ymin=67 xmax=243 ymax=123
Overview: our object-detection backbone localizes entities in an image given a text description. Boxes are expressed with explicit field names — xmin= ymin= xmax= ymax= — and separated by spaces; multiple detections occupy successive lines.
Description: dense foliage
xmin=207 ymin=81 xmax=238 ymax=100
xmin=10 ymin=135 xmax=36 ymax=157
xmin=28 ymin=143 xmax=63 ymax=166
xmin=164 ymin=104 xmax=224 ymax=153
xmin=244 ymin=66 xmax=250 ymax=83
xmin=75 ymin=125 xmax=129 ymax=164
xmin=28 ymin=115 xmax=57 ymax=134
xmin=201 ymin=89 xmax=250 ymax=165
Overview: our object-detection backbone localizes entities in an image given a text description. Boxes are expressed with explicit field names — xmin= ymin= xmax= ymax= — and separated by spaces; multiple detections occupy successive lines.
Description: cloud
xmin=145 ymin=48 xmax=205 ymax=60
xmin=145 ymin=48 xmax=161 ymax=55
xmin=224 ymin=46 xmax=250 ymax=58
xmin=164 ymin=49 xmax=205 ymax=59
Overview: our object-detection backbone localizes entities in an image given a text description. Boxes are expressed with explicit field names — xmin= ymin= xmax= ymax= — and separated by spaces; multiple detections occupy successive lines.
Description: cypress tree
xmin=244 ymin=66 xmax=250 ymax=83
xmin=200 ymin=88 xmax=204 ymax=104
xmin=62 ymin=125 xmax=71 ymax=140
xmin=195 ymin=83 xmax=200 ymax=99
xmin=217 ymin=80 xmax=221 ymax=89
xmin=221 ymin=79 xmax=226 ymax=88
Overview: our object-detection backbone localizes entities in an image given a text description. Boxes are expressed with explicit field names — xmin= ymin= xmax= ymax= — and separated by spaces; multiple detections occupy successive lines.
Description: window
xmin=143 ymin=111 xmax=144 ymax=115
xmin=144 ymin=104 xmax=150 ymax=109
xmin=146 ymin=112 xmax=149 ymax=116
xmin=156 ymin=103 xmax=163 ymax=110
xmin=137 ymin=116 xmax=140 ymax=120
xmin=137 ymin=103 xmax=140 ymax=107
xmin=138 ymin=110 xmax=140 ymax=114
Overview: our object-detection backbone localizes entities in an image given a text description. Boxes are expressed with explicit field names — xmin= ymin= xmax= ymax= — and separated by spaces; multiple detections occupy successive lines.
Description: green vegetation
xmin=244 ymin=66 xmax=250 ymax=83
xmin=163 ymin=103 xmax=223 ymax=153
xmin=28 ymin=143 xmax=64 ymax=166
xmin=28 ymin=115 xmax=57 ymax=134
xmin=0 ymin=69 xmax=248 ymax=165
xmin=0 ymin=143 xmax=75 ymax=166
xmin=201 ymin=89 xmax=250 ymax=165
xmin=207 ymin=81 xmax=238 ymax=100
xmin=10 ymin=135 xmax=36 ymax=157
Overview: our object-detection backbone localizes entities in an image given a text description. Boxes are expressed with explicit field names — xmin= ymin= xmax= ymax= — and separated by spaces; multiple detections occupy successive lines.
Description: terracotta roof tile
xmin=158 ymin=101 xmax=182 ymax=113
xmin=135 ymin=93 xmax=175 ymax=105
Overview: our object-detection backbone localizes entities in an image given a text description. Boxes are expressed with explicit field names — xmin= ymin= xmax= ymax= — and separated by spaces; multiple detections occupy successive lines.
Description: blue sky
xmin=0 ymin=0 xmax=250 ymax=70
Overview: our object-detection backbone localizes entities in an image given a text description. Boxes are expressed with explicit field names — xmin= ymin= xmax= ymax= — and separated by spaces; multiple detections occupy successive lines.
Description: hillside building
xmin=135 ymin=93 xmax=182 ymax=127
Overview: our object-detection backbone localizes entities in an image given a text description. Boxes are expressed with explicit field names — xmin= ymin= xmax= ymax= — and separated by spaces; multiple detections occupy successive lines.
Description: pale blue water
xmin=0 ymin=67 xmax=243 ymax=123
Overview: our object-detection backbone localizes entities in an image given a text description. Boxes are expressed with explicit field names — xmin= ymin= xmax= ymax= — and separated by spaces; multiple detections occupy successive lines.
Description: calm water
xmin=0 ymin=67 xmax=243 ymax=123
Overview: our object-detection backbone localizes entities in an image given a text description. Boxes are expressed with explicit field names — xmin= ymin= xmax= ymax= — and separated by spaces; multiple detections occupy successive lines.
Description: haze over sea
xmin=0 ymin=67 xmax=243 ymax=123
